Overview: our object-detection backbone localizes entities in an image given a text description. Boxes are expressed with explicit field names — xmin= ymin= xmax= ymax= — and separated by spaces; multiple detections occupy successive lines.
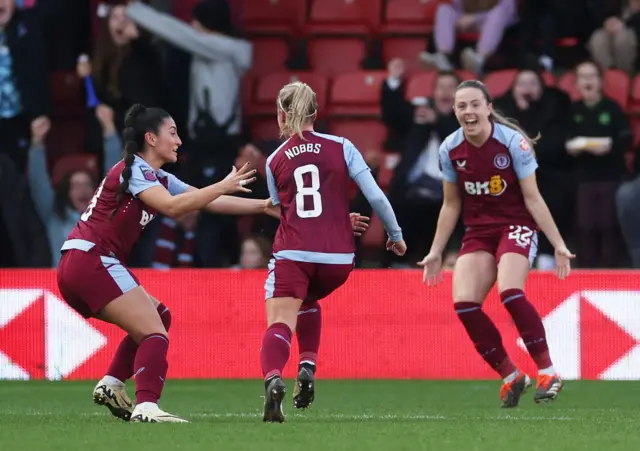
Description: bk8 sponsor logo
xmin=464 ymin=175 xmax=507 ymax=196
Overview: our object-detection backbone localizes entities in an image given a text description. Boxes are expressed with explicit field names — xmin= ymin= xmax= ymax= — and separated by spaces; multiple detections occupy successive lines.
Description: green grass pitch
xmin=1 ymin=380 xmax=640 ymax=450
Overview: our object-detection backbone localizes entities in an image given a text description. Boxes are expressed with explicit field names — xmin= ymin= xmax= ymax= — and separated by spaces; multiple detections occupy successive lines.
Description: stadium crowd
xmin=0 ymin=0 xmax=638 ymax=270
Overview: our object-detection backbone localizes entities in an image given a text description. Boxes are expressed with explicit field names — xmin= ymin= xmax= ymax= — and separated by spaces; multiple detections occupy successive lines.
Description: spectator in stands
xmin=27 ymin=105 xmax=122 ymax=266
xmin=147 ymin=211 xmax=200 ymax=269
xmin=616 ymin=150 xmax=640 ymax=267
xmin=126 ymin=0 xmax=251 ymax=184
xmin=89 ymin=3 xmax=168 ymax=136
xmin=0 ymin=0 xmax=51 ymax=174
xmin=383 ymin=71 xmax=460 ymax=267
xmin=126 ymin=0 xmax=251 ymax=267
xmin=0 ymin=153 xmax=50 ymax=267
xmin=420 ymin=0 xmax=518 ymax=75
xmin=381 ymin=58 xmax=412 ymax=150
xmin=566 ymin=61 xmax=631 ymax=268
xmin=232 ymin=235 xmax=271 ymax=269
xmin=589 ymin=0 xmax=640 ymax=74
xmin=494 ymin=66 xmax=573 ymax=270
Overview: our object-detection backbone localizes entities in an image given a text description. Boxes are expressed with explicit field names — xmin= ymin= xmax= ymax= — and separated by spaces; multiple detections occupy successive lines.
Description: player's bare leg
xmin=94 ymin=297 xmax=172 ymax=421
xmin=453 ymin=252 xmax=530 ymax=408
xmin=261 ymin=296 xmax=303 ymax=422
xmin=497 ymin=253 xmax=563 ymax=403
xmin=293 ymin=302 xmax=321 ymax=409
xmin=98 ymin=287 xmax=187 ymax=423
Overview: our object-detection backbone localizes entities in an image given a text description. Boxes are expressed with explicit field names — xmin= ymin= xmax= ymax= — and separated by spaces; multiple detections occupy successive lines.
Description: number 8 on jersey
xmin=294 ymin=164 xmax=322 ymax=218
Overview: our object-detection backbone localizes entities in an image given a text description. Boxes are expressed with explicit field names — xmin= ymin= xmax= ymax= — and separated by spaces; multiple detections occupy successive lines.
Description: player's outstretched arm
xmin=200 ymin=195 xmax=280 ymax=218
xmin=138 ymin=164 xmax=256 ymax=218
xmin=418 ymin=139 xmax=461 ymax=285
xmin=428 ymin=181 xmax=461 ymax=256
xmin=509 ymin=132 xmax=575 ymax=278
xmin=352 ymin=170 xmax=405 ymax=255
xmin=519 ymin=174 xmax=575 ymax=279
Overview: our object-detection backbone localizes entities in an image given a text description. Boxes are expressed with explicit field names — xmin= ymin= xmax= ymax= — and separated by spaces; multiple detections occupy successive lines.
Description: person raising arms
xmin=418 ymin=80 xmax=574 ymax=408
xmin=57 ymin=104 xmax=258 ymax=423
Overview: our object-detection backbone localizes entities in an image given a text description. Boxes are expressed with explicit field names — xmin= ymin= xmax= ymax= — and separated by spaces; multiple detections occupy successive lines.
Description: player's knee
xmin=453 ymin=300 xmax=483 ymax=313
xmin=130 ymin=316 xmax=168 ymax=344
xmin=157 ymin=303 xmax=172 ymax=331
xmin=269 ymin=306 xmax=299 ymax=332
xmin=298 ymin=302 xmax=320 ymax=314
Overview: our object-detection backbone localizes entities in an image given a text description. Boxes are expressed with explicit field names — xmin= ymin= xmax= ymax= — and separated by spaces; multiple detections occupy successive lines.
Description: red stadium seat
xmin=250 ymin=72 xmax=329 ymax=117
xmin=556 ymin=73 xmax=580 ymax=101
xmin=630 ymin=75 xmax=640 ymax=114
xmin=250 ymin=38 xmax=290 ymax=77
xmin=242 ymin=0 xmax=307 ymax=36
xmin=406 ymin=70 xmax=474 ymax=99
xmin=250 ymin=117 xmax=281 ymax=142
xmin=306 ymin=0 xmax=382 ymax=36
xmin=308 ymin=38 xmax=366 ymax=77
xmin=382 ymin=0 xmax=439 ymax=35
xmin=242 ymin=75 xmax=254 ymax=116
xmin=51 ymin=153 xmax=99 ymax=187
xmin=483 ymin=70 xmax=555 ymax=98
xmin=631 ymin=116 xmax=640 ymax=146
xmin=558 ymin=69 xmax=630 ymax=110
xmin=329 ymin=120 xmax=386 ymax=167
xmin=377 ymin=153 xmax=401 ymax=190
xmin=50 ymin=71 xmax=85 ymax=118
xmin=381 ymin=37 xmax=428 ymax=77
xmin=328 ymin=71 xmax=387 ymax=117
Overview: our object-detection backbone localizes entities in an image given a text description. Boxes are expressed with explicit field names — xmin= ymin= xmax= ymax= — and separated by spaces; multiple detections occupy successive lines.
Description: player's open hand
xmin=554 ymin=246 xmax=575 ymax=280
xmin=264 ymin=198 xmax=281 ymax=219
xmin=417 ymin=252 xmax=443 ymax=285
xmin=350 ymin=213 xmax=370 ymax=236
xmin=219 ymin=163 xmax=257 ymax=194
xmin=386 ymin=239 xmax=407 ymax=256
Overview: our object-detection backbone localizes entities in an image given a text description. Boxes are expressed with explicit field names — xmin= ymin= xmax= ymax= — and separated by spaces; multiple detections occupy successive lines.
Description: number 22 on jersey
xmin=80 ymin=178 xmax=106 ymax=222
xmin=293 ymin=164 xmax=322 ymax=218
xmin=508 ymin=225 xmax=533 ymax=247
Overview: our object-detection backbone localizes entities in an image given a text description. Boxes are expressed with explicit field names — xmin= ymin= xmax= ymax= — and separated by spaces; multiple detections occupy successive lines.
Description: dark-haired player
xmin=57 ymin=103 xmax=370 ymax=423
xmin=418 ymin=81 xmax=574 ymax=407
xmin=57 ymin=103 xmax=263 ymax=422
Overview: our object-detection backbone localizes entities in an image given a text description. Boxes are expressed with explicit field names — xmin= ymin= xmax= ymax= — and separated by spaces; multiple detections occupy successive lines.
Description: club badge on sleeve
xmin=141 ymin=166 xmax=157 ymax=182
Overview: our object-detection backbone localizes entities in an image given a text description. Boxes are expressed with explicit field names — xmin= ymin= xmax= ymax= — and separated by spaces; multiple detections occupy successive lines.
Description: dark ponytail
xmin=111 ymin=103 xmax=172 ymax=217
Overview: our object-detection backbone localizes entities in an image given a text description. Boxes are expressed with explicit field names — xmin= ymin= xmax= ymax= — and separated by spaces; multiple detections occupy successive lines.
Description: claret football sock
xmin=296 ymin=302 xmax=321 ymax=370
xmin=455 ymin=302 xmax=518 ymax=378
xmin=260 ymin=322 xmax=293 ymax=382
xmin=500 ymin=289 xmax=553 ymax=370
xmin=106 ymin=304 xmax=172 ymax=382
xmin=134 ymin=334 xmax=169 ymax=405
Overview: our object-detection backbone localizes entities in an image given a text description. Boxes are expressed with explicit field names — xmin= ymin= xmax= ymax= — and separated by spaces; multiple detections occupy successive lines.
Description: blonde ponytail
xmin=277 ymin=81 xmax=318 ymax=140
xmin=491 ymin=110 xmax=540 ymax=154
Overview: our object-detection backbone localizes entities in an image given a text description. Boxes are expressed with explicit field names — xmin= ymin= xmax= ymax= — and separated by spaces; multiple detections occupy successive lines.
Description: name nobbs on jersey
xmin=285 ymin=143 xmax=322 ymax=160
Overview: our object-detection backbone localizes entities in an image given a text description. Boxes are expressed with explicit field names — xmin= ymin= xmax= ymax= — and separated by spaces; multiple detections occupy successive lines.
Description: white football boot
xmin=130 ymin=402 xmax=189 ymax=423
xmin=92 ymin=377 xmax=134 ymax=421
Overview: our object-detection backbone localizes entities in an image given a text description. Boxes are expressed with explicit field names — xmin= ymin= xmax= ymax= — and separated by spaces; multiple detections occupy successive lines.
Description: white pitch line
xmin=0 ymin=411 xmax=575 ymax=421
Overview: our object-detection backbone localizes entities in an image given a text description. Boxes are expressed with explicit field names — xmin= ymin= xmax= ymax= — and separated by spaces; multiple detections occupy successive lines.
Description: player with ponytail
xmin=418 ymin=80 xmax=574 ymax=408
xmin=57 ymin=103 xmax=263 ymax=423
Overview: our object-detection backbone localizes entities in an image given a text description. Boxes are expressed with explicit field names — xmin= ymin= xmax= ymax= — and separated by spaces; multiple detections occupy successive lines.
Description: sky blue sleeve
xmin=127 ymin=163 xmax=162 ymax=197
xmin=439 ymin=142 xmax=457 ymax=183
xmin=343 ymin=138 xmax=370 ymax=179
xmin=353 ymin=170 xmax=403 ymax=242
xmin=265 ymin=164 xmax=280 ymax=206
xmin=508 ymin=134 xmax=538 ymax=180
xmin=160 ymin=170 xmax=190 ymax=196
